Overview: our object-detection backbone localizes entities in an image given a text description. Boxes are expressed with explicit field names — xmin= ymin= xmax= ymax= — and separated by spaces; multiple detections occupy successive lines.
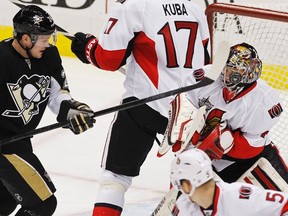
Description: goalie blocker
xmin=158 ymin=93 xmax=234 ymax=159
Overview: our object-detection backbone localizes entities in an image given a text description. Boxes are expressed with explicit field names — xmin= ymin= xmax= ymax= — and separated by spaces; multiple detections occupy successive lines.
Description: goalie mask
xmin=170 ymin=148 xmax=213 ymax=197
xmin=13 ymin=5 xmax=57 ymax=46
xmin=221 ymin=43 xmax=262 ymax=94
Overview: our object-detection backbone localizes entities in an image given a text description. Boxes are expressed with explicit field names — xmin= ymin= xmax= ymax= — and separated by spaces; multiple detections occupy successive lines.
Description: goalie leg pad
xmin=237 ymin=157 xmax=288 ymax=192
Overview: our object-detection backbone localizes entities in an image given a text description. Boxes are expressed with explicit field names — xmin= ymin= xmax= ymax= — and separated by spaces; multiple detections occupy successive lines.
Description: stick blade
xmin=151 ymin=188 xmax=178 ymax=216
xmin=206 ymin=41 xmax=230 ymax=81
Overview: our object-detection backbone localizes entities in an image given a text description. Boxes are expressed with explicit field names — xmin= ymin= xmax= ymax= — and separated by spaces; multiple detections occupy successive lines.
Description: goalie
xmin=159 ymin=43 xmax=288 ymax=191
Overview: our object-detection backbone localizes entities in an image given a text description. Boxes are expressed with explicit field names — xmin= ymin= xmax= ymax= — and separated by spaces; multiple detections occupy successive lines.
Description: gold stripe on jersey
xmin=3 ymin=154 xmax=53 ymax=201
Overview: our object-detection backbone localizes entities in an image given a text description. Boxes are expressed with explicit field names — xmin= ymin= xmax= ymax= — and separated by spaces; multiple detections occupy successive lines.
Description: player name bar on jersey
xmin=162 ymin=3 xmax=188 ymax=16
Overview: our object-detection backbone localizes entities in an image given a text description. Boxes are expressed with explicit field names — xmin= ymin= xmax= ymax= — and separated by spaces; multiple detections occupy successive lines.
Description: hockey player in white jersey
xmin=170 ymin=148 xmax=288 ymax=216
xmin=160 ymin=42 xmax=287 ymax=191
xmin=70 ymin=0 xmax=211 ymax=215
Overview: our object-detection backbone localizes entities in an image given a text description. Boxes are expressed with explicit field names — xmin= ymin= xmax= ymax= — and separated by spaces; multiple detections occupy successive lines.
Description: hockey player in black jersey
xmin=0 ymin=5 xmax=94 ymax=216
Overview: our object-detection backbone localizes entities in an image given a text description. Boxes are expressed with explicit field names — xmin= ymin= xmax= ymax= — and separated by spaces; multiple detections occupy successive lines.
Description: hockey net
xmin=206 ymin=3 xmax=288 ymax=164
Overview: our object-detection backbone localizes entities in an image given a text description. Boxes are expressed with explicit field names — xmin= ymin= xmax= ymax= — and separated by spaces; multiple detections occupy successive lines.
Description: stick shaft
xmin=0 ymin=78 xmax=213 ymax=146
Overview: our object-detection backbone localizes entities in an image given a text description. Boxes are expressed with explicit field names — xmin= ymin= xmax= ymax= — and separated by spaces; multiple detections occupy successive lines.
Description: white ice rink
xmin=12 ymin=57 xmax=174 ymax=216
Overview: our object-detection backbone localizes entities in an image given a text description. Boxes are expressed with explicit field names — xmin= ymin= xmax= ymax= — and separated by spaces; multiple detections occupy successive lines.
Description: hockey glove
xmin=197 ymin=121 xmax=234 ymax=160
xmin=158 ymin=93 xmax=206 ymax=157
xmin=57 ymin=100 xmax=95 ymax=135
xmin=71 ymin=32 xmax=98 ymax=65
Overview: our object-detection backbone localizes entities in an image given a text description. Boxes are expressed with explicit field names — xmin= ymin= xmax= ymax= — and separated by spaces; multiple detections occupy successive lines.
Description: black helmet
xmin=13 ymin=5 xmax=56 ymax=37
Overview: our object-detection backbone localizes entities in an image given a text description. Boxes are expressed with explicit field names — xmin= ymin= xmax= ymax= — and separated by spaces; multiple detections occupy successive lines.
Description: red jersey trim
xmin=133 ymin=31 xmax=159 ymax=88
xmin=212 ymin=184 xmax=221 ymax=216
xmin=223 ymin=81 xmax=257 ymax=103
xmin=281 ymin=200 xmax=288 ymax=216
xmin=227 ymin=130 xmax=264 ymax=159
xmin=95 ymin=45 xmax=126 ymax=71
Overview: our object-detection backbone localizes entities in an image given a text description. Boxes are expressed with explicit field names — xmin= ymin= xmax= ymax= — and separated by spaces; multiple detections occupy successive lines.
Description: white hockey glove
xmin=57 ymin=100 xmax=95 ymax=135
xmin=197 ymin=121 xmax=234 ymax=160
xmin=157 ymin=93 xmax=206 ymax=157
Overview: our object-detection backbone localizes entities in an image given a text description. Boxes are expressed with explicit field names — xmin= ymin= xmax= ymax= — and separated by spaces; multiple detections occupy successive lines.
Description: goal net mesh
xmin=206 ymin=3 xmax=288 ymax=164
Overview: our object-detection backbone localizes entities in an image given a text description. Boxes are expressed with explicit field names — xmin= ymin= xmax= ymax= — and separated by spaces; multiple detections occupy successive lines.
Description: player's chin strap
xmin=16 ymin=35 xmax=35 ymax=59
xmin=24 ymin=46 xmax=34 ymax=59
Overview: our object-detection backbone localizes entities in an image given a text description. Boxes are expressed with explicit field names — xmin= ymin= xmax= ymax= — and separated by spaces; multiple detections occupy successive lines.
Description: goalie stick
xmin=10 ymin=0 xmax=127 ymax=75
xmin=150 ymin=41 xmax=230 ymax=216
xmin=0 ymin=77 xmax=213 ymax=146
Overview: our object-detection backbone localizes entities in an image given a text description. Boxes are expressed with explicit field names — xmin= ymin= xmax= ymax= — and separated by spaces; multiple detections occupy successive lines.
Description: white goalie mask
xmin=170 ymin=148 xmax=214 ymax=197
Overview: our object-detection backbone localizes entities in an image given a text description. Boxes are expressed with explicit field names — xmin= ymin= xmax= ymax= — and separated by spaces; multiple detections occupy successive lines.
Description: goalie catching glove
xmin=57 ymin=100 xmax=95 ymax=135
xmin=197 ymin=121 xmax=234 ymax=160
xmin=158 ymin=93 xmax=206 ymax=157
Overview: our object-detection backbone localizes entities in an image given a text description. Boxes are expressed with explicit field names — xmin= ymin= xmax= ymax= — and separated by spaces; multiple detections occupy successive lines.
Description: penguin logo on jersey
xmin=2 ymin=74 xmax=51 ymax=124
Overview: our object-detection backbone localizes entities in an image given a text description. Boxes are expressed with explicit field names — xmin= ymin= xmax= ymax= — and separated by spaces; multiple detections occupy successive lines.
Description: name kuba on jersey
xmin=162 ymin=3 xmax=188 ymax=16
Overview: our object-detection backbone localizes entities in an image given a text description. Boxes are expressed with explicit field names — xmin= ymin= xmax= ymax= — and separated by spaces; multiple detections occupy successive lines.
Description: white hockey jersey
xmin=174 ymin=181 xmax=288 ymax=216
xmin=185 ymin=74 xmax=283 ymax=160
xmin=94 ymin=0 xmax=211 ymax=117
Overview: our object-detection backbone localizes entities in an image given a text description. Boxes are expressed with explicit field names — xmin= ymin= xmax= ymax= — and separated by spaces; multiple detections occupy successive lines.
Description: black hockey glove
xmin=57 ymin=100 xmax=95 ymax=135
xmin=71 ymin=32 xmax=98 ymax=65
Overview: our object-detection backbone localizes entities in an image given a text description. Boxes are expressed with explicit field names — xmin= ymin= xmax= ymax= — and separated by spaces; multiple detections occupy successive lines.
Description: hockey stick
xmin=0 ymin=77 xmax=213 ymax=146
xmin=10 ymin=1 xmax=127 ymax=75
xmin=150 ymin=40 xmax=230 ymax=216
xmin=151 ymin=187 xmax=178 ymax=216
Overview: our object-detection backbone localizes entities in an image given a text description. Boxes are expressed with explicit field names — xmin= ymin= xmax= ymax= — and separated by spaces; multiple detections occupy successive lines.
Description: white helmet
xmin=170 ymin=148 xmax=213 ymax=196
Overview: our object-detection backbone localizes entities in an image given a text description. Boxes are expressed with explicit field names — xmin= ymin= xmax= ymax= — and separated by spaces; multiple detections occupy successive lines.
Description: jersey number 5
xmin=266 ymin=192 xmax=285 ymax=203
xmin=158 ymin=21 xmax=198 ymax=69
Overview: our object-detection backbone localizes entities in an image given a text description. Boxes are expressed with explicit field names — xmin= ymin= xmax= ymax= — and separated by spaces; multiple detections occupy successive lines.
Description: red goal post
xmin=205 ymin=3 xmax=288 ymax=164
